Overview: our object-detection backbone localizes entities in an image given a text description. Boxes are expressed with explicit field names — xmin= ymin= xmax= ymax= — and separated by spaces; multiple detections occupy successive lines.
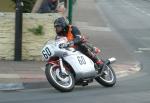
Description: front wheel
xmin=95 ymin=65 xmax=116 ymax=87
xmin=45 ymin=64 xmax=75 ymax=92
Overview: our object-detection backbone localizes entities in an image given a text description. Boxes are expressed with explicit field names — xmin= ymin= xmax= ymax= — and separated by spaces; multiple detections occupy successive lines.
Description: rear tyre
xmin=95 ymin=64 xmax=116 ymax=87
xmin=45 ymin=64 xmax=75 ymax=92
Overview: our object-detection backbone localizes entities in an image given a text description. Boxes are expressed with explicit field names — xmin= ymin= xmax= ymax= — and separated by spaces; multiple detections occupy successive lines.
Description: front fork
xmin=59 ymin=58 xmax=69 ymax=76
xmin=48 ymin=57 xmax=69 ymax=76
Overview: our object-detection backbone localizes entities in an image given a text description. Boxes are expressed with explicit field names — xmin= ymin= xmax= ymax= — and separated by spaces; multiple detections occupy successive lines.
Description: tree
xmin=12 ymin=0 xmax=36 ymax=12
xmin=32 ymin=0 xmax=44 ymax=13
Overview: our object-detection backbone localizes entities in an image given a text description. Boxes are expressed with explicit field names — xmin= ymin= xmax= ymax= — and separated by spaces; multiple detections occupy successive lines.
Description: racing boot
xmin=94 ymin=56 xmax=104 ymax=70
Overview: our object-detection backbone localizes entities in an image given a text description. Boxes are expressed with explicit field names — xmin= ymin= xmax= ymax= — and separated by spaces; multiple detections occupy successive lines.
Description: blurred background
xmin=0 ymin=0 xmax=76 ymax=61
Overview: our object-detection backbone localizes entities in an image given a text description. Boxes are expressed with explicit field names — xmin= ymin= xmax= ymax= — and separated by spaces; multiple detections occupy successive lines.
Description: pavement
xmin=0 ymin=60 xmax=141 ymax=91
xmin=0 ymin=0 xmax=142 ymax=91
xmin=0 ymin=61 xmax=49 ymax=90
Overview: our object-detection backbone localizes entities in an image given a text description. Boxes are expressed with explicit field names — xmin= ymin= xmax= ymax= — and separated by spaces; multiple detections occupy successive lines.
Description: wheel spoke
xmin=50 ymin=66 xmax=73 ymax=88
xmin=100 ymin=65 xmax=114 ymax=83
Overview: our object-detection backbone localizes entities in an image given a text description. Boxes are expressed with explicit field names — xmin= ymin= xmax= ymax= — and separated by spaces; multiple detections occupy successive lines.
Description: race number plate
xmin=42 ymin=45 xmax=55 ymax=61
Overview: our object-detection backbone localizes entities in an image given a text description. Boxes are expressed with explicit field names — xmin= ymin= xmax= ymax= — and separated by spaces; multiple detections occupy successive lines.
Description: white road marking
xmin=75 ymin=21 xmax=112 ymax=32
xmin=115 ymin=70 xmax=129 ymax=78
xmin=0 ymin=74 xmax=20 ymax=79
xmin=134 ymin=50 xmax=143 ymax=53
xmin=140 ymin=10 xmax=147 ymax=14
xmin=75 ymin=21 xmax=89 ymax=26
xmin=0 ymin=73 xmax=46 ymax=79
xmin=147 ymin=14 xmax=150 ymax=16
xmin=138 ymin=48 xmax=150 ymax=51
xmin=117 ymin=73 xmax=128 ymax=78
xmin=116 ymin=71 xmax=128 ymax=74
xmin=79 ymin=26 xmax=112 ymax=32
xmin=122 ymin=0 xmax=150 ymax=17
xmin=140 ymin=37 xmax=150 ymax=40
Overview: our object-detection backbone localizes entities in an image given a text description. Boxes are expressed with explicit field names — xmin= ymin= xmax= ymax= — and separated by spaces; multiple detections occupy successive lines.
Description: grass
xmin=28 ymin=25 xmax=44 ymax=36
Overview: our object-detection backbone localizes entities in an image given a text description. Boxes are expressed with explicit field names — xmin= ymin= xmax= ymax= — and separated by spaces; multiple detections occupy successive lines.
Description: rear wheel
xmin=95 ymin=65 xmax=116 ymax=87
xmin=45 ymin=64 xmax=75 ymax=92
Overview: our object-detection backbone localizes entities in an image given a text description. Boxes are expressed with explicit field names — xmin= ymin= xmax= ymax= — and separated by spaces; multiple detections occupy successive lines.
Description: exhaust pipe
xmin=108 ymin=57 xmax=116 ymax=64
xmin=98 ymin=57 xmax=117 ymax=75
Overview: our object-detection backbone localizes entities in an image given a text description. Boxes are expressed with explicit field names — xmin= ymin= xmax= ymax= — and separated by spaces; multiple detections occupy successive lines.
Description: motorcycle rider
xmin=54 ymin=17 xmax=103 ymax=69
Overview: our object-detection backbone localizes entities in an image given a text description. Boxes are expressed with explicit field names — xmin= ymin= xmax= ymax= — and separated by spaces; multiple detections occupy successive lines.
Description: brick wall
xmin=0 ymin=13 xmax=61 ymax=60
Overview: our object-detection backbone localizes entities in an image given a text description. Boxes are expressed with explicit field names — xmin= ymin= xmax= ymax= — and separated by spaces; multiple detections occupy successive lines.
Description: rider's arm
xmin=84 ymin=43 xmax=94 ymax=51
xmin=71 ymin=26 xmax=82 ymax=44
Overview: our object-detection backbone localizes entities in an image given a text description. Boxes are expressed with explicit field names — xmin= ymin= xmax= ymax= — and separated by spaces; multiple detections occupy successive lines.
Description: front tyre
xmin=95 ymin=65 xmax=116 ymax=87
xmin=45 ymin=64 xmax=75 ymax=92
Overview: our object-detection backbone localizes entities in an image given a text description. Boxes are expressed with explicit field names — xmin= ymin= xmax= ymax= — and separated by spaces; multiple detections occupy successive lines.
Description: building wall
xmin=0 ymin=13 xmax=61 ymax=61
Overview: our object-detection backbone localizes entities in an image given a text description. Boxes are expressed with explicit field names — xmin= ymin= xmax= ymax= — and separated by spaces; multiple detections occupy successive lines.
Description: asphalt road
xmin=1 ymin=0 xmax=150 ymax=103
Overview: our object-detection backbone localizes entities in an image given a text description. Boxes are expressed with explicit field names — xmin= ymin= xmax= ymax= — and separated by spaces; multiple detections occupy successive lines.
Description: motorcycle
xmin=41 ymin=37 xmax=117 ymax=92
